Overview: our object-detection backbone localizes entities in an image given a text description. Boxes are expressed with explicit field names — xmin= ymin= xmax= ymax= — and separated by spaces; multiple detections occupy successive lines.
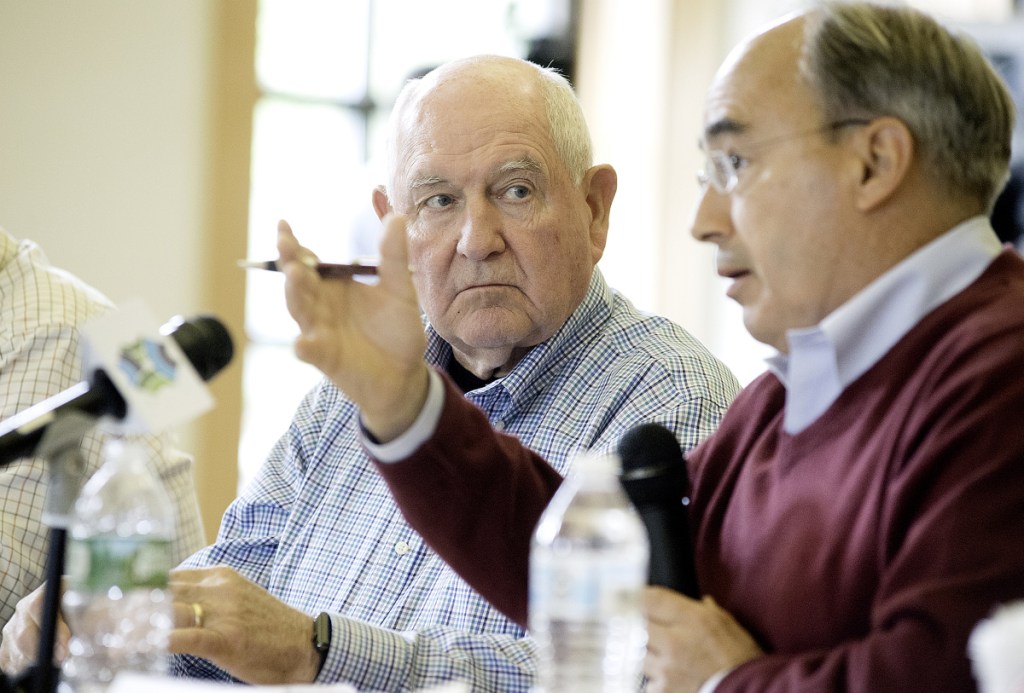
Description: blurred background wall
xmin=0 ymin=1 xmax=253 ymax=539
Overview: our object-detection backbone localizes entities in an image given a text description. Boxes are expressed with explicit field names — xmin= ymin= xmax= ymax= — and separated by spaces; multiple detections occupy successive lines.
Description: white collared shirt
xmin=768 ymin=216 xmax=1002 ymax=434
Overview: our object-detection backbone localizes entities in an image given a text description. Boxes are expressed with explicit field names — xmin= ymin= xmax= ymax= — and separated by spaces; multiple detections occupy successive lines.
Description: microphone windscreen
xmin=162 ymin=315 xmax=234 ymax=382
xmin=617 ymin=423 xmax=688 ymax=505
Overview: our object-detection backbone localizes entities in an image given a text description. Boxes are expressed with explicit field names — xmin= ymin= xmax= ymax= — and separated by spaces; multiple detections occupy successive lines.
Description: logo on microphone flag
xmin=118 ymin=338 xmax=178 ymax=393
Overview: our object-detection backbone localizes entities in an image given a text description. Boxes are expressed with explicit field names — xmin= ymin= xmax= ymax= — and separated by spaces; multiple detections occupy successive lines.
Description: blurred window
xmin=240 ymin=0 xmax=577 ymax=488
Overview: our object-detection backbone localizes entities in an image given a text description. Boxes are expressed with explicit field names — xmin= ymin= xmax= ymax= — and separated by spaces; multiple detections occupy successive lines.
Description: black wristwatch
xmin=313 ymin=612 xmax=332 ymax=671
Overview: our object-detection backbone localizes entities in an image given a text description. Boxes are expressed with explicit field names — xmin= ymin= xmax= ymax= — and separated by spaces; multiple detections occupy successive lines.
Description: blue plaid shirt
xmin=172 ymin=270 xmax=739 ymax=691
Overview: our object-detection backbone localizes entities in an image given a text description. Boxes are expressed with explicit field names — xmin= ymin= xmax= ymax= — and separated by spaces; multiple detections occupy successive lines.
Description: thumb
xmin=378 ymin=213 xmax=417 ymax=301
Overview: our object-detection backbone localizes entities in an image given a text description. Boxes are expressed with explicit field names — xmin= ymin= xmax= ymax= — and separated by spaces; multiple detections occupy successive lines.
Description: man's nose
xmin=456 ymin=197 xmax=506 ymax=260
xmin=689 ymin=186 xmax=732 ymax=245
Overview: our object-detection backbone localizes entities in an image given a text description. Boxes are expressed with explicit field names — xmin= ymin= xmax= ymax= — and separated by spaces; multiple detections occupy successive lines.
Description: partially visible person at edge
xmin=271 ymin=3 xmax=1024 ymax=692
xmin=1 ymin=57 xmax=739 ymax=691
xmin=0 ymin=226 xmax=205 ymax=636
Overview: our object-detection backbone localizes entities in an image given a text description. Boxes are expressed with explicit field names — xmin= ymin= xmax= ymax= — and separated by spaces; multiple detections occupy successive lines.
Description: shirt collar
xmin=423 ymin=268 xmax=612 ymax=398
xmin=768 ymin=216 xmax=1002 ymax=434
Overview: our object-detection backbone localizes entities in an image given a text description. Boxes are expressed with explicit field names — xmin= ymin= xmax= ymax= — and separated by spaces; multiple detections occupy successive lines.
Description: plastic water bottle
xmin=61 ymin=437 xmax=175 ymax=692
xmin=529 ymin=451 xmax=649 ymax=693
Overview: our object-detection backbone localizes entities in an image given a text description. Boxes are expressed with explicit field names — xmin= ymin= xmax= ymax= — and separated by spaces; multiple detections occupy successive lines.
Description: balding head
xmin=383 ymin=56 xmax=592 ymax=201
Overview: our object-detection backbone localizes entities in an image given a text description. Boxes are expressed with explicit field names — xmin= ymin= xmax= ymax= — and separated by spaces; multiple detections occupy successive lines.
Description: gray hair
xmin=383 ymin=56 xmax=593 ymax=199
xmin=800 ymin=2 xmax=1016 ymax=210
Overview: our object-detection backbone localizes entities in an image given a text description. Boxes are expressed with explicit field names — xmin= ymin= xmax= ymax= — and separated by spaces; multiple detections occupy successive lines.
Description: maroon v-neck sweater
xmin=376 ymin=250 xmax=1024 ymax=692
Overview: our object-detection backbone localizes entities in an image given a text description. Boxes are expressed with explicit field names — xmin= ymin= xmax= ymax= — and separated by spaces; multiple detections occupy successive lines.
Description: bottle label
xmin=66 ymin=536 xmax=172 ymax=591
xmin=530 ymin=552 xmax=646 ymax=620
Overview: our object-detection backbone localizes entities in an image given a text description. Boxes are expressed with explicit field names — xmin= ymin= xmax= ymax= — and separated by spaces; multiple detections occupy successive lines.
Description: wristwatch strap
xmin=313 ymin=611 xmax=332 ymax=672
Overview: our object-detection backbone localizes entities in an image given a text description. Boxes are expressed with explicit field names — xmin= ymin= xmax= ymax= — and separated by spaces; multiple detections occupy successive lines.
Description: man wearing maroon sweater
xmin=274 ymin=2 xmax=1024 ymax=691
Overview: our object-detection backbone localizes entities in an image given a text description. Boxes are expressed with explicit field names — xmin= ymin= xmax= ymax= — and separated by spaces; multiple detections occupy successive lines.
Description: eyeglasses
xmin=696 ymin=118 xmax=872 ymax=195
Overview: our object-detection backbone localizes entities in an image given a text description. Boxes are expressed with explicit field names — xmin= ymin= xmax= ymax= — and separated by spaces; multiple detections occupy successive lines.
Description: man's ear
xmin=583 ymin=164 xmax=617 ymax=263
xmin=372 ymin=185 xmax=392 ymax=221
xmin=851 ymin=117 xmax=914 ymax=212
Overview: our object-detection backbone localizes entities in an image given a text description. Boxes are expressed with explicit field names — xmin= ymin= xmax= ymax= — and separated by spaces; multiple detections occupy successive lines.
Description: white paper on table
xmin=969 ymin=600 xmax=1024 ymax=693
xmin=108 ymin=672 xmax=468 ymax=693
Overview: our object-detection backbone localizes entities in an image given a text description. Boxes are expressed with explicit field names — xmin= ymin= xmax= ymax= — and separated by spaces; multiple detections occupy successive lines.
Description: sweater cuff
xmin=362 ymin=368 xmax=445 ymax=462
xmin=698 ymin=666 xmax=734 ymax=693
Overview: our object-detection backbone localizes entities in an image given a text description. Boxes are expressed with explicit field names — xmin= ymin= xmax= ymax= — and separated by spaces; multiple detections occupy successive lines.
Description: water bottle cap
xmin=574 ymin=451 xmax=621 ymax=476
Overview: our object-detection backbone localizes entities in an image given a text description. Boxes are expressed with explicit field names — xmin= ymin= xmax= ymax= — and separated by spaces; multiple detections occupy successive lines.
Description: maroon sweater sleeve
xmin=371 ymin=371 xmax=563 ymax=628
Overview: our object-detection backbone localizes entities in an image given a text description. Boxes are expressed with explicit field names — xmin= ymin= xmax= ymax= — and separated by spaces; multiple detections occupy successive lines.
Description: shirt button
xmin=394 ymin=541 xmax=412 ymax=556
xmin=494 ymin=421 xmax=505 ymax=431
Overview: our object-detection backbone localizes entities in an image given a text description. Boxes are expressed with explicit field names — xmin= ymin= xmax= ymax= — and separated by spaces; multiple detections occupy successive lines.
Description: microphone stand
xmin=0 ymin=412 xmax=94 ymax=693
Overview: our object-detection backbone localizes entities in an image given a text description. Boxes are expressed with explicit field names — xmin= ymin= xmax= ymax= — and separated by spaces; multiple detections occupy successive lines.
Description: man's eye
xmin=728 ymin=153 xmax=749 ymax=171
xmin=502 ymin=185 xmax=531 ymax=201
xmin=425 ymin=194 xmax=455 ymax=209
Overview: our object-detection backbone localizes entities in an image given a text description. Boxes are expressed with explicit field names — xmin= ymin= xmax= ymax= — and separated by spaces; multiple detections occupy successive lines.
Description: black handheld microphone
xmin=0 ymin=314 xmax=234 ymax=465
xmin=618 ymin=422 xmax=700 ymax=598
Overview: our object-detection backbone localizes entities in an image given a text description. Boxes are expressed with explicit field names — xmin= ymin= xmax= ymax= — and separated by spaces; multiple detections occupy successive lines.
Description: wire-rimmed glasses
xmin=697 ymin=118 xmax=872 ymax=194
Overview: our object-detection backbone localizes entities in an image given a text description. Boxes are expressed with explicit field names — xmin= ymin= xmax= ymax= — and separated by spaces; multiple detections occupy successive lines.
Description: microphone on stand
xmin=617 ymin=423 xmax=700 ymax=598
xmin=0 ymin=308 xmax=233 ymax=693
xmin=0 ymin=313 xmax=234 ymax=466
